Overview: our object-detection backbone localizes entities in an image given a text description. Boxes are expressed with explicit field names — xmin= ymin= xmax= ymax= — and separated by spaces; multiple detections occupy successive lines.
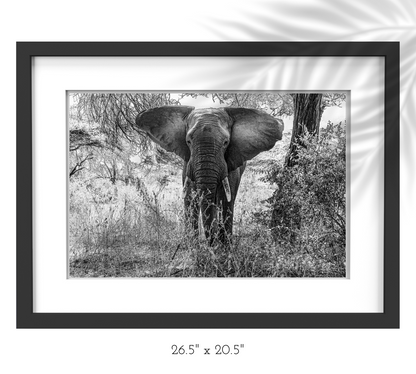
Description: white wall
xmin=3 ymin=1 xmax=414 ymax=373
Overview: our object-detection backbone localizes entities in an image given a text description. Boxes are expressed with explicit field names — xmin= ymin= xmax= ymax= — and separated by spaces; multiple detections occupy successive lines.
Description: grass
xmin=69 ymin=136 xmax=346 ymax=278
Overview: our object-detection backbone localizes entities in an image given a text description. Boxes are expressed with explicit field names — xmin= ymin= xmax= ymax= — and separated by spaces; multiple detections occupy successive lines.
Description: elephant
xmin=135 ymin=106 xmax=284 ymax=245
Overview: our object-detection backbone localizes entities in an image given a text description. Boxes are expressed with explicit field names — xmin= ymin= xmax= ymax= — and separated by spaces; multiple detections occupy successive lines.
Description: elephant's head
xmin=135 ymin=106 xmax=283 ymax=240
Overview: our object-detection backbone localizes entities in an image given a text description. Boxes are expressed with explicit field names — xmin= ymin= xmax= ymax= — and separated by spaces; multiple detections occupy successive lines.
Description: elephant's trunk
xmin=192 ymin=139 xmax=223 ymax=241
xmin=196 ymin=167 xmax=218 ymax=239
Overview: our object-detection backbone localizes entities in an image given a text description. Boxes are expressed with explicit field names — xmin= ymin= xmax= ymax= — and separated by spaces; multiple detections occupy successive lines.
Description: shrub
xmin=264 ymin=121 xmax=346 ymax=276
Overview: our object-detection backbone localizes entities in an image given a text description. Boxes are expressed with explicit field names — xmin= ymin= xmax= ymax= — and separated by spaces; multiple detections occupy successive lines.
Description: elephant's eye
xmin=224 ymin=140 xmax=229 ymax=146
xmin=186 ymin=139 xmax=191 ymax=145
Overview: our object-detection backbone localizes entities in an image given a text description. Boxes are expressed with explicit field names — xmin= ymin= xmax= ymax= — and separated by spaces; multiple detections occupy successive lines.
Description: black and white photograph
xmin=69 ymin=92 xmax=347 ymax=278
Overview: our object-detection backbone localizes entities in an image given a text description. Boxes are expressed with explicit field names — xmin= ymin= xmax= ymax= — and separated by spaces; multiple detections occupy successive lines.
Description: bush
xmin=264 ymin=121 xmax=346 ymax=276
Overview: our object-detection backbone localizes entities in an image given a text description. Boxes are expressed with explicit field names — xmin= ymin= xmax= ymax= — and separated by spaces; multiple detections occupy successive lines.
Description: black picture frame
xmin=17 ymin=42 xmax=399 ymax=328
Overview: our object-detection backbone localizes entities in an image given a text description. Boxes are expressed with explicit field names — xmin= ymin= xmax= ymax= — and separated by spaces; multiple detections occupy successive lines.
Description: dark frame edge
xmin=16 ymin=41 xmax=400 ymax=329
xmin=16 ymin=42 xmax=34 ymax=328
xmin=383 ymin=41 xmax=400 ymax=328
xmin=16 ymin=312 xmax=398 ymax=329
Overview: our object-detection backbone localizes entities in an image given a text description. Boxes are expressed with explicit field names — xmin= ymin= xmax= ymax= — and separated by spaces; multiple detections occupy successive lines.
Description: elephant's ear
xmin=224 ymin=108 xmax=284 ymax=172
xmin=135 ymin=106 xmax=194 ymax=161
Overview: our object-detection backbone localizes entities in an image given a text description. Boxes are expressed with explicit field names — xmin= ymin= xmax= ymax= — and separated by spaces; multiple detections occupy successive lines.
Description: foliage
xmin=179 ymin=92 xmax=294 ymax=116
xmin=68 ymin=92 xmax=347 ymax=277
xmin=322 ymin=93 xmax=347 ymax=109
xmin=180 ymin=92 xmax=346 ymax=118
xmin=69 ymin=93 xmax=183 ymax=180
xmin=264 ymin=121 xmax=346 ymax=276
xmin=72 ymin=93 xmax=179 ymax=147
xmin=210 ymin=92 xmax=294 ymax=117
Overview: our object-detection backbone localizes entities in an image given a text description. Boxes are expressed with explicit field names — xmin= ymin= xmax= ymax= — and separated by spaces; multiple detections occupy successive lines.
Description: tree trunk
xmin=285 ymin=94 xmax=323 ymax=167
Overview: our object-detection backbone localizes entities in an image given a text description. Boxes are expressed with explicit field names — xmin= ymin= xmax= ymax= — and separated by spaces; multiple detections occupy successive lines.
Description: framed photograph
xmin=17 ymin=42 xmax=399 ymax=328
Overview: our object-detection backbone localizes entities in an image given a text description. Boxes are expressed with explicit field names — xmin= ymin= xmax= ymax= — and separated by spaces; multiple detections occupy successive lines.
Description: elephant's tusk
xmin=222 ymin=177 xmax=232 ymax=202
xmin=183 ymin=176 xmax=190 ymax=196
